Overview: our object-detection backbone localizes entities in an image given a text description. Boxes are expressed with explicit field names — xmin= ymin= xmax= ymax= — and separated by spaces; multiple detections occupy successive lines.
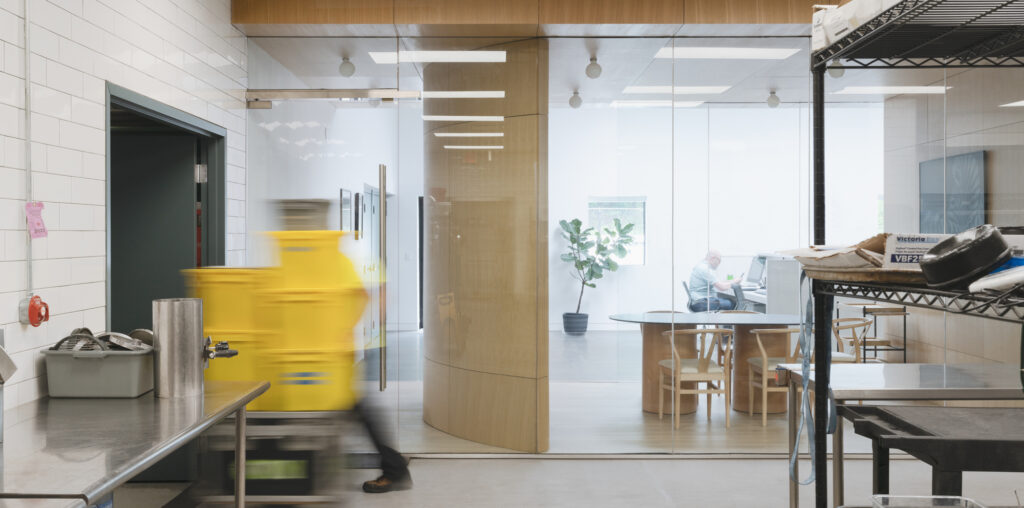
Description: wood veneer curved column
xmin=422 ymin=38 xmax=549 ymax=453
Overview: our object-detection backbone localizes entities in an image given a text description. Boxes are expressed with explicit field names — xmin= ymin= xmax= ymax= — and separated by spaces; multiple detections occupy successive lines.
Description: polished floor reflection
xmin=356 ymin=330 xmax=874 ymax=455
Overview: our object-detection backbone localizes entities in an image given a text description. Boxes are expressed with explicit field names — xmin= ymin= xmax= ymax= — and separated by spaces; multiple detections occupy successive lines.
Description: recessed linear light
xmin=434 ymin=132 xmax=505 ymax=137
xmin=833 ymin=86 xmax=949 ymax=95
xmin=423 ymin=115 xmax=504 ymax=122
xmin=421 ymin=91 xmax=506 ymax=99
xmin=655 ymin=47 xmax=800 ymax=60
xmin=611 ymin=100 xmax=704 ymax=108
xmin=623 ymin=85 xmax=731 ymax=95
xmin=999 ymin=100 xmax=1024 ymax=107
xmin=444 ymin=145 xmax=504 ymax=150
xmin=369 ymin=51 xmax=507 ymax=64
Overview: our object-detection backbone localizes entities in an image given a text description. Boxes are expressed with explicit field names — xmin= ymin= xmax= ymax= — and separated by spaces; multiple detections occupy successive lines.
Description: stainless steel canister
xmin=153 ymin=298 xmax=204 ymax=398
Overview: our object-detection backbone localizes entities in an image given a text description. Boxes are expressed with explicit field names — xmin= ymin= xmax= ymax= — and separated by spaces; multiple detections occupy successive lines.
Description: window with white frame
xmin=587 ymin=197 xmax=646 ymax=266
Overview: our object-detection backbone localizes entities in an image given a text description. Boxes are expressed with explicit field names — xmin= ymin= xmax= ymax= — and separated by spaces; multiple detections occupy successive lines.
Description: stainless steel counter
xmin=0 ymin=501 xmax=84 ymax=508
xmin=779 ymin=363 xmax=1024 ymax=508
xmin=779 ymin=363 xmax=1024 ymax=400
xmin=0 ymin=380 xmax=268 ymax=506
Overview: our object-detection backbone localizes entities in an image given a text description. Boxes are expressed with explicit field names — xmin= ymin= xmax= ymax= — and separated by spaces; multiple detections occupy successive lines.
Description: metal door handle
xmin=379 ymin=163 xmax=387 ymax=391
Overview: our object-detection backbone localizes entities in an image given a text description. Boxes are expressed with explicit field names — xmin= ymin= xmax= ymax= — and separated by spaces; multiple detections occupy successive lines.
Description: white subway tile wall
xmin=0 ymin=0 xmax=247 ymax=409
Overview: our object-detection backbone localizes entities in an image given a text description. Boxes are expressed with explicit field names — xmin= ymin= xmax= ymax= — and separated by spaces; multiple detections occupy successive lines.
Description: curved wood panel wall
xmin=421 ymin=38 xmax=549 ymax=453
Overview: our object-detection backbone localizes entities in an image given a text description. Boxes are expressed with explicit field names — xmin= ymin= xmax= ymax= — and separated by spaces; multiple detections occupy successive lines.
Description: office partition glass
xmin=545 ymin=37 xmax=676 ymax=453
xmin=670 ymin=34 xmax=811 ymax=453
xmin=245 ymin=37 xmax=408 ymax=458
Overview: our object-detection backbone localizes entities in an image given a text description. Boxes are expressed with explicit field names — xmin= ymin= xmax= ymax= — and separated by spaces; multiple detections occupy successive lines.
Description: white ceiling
xmin=250 ymin=34 xmax=963 ymax=108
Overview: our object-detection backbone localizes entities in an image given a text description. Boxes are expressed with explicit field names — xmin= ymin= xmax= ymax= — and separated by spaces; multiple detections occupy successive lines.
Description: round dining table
xmin=609 ymin=312 xmax=802 ymax=415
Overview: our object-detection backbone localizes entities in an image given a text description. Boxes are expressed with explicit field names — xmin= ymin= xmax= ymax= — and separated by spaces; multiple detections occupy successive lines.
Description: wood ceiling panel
xmin=394 ymin=0 xmax=539 ymax=25
xmin=231 ymin=0 xmax=394 ymax=24
xmin=684 ymin=0 xmax=818 ymax=24
xmin=539 ymin=0 xmax=684 ymax=24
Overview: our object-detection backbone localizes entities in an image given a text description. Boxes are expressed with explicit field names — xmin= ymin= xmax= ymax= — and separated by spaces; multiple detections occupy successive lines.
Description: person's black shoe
xmin=362 ymin=473 xmax=412 ymax=493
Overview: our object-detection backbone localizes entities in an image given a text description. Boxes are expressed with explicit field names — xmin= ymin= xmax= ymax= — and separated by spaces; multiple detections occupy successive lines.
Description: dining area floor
xmin=371 ymin=329 xmax=875 ymax=455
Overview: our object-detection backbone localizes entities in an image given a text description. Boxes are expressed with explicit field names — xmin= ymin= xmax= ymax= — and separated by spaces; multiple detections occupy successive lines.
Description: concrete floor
xmin=342 ymin=457 xmax=1024 ymax=507
xmin=368 ymin=329 xmax=875 ymax=455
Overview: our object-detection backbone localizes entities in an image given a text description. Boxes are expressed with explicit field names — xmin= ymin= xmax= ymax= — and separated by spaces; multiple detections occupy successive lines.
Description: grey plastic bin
xmin=43 ymin=348 xmax=154 ymax=398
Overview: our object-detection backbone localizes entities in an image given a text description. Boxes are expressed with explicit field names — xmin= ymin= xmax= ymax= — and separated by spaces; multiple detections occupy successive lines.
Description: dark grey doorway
xmin=107 ymin=85 xmax=227 ymax=333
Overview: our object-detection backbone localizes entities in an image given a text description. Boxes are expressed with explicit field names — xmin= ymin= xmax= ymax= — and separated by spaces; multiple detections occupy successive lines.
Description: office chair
xmin=732 ymin=285 xmax=753 ymax=312
xmin=683 ymin=282 xmax=697 ymax=312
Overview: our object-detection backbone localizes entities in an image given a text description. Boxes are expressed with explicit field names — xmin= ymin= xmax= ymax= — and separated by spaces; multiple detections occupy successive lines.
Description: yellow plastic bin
xmin=257 ymin=348 xmax=358 ymax=411
xmin=260 ymin=289 xmax=366 ymax=350
xmin=267 ymin=231 xmax=358 ymax=289
xmin=183 ymin=268 xmax=267 ymax=331
xmin=203 ymin=329 xmax=268 ymax=410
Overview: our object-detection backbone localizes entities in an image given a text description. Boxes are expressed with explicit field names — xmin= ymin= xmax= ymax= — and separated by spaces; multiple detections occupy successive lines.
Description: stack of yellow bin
xmin=183 ymin=267 xmax=269 ymax=410
xmin=184 ymin=231 xmax=366 ymax=412
xmin=258 ymin=231 xmax=367 ymax=411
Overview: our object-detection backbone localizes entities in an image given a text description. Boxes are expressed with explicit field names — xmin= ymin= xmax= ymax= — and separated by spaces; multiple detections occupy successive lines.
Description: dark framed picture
xmin=354 ymin=192 xmax=361 ymax=239
xmin=340 ymin=189 xmax=353 ymax=231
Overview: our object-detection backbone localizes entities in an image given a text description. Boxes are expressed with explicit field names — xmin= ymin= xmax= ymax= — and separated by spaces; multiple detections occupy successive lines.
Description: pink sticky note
xmin=25 ymin=202 xmax=47 ymax=239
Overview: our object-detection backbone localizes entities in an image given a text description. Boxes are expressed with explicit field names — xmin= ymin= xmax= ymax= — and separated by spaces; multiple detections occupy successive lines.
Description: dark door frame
xmin=105 ymin=83 xmax=228 ymax=329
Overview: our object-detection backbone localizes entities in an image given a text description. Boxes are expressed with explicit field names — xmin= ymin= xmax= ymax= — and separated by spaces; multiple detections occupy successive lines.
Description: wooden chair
xmin=658 ymin=328 xmax=734 ymax=429
xmin=831 ymin=318 xmax=873 ymax=363
xmin=861 ymin=306 xmax=909 ymax=363
xmin=747 ymin=328 xmax=802 ymax=426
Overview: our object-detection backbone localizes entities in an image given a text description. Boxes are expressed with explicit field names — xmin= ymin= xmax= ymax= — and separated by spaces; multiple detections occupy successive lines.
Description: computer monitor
xmin=746 ymin=256 xmax=766 ymax=285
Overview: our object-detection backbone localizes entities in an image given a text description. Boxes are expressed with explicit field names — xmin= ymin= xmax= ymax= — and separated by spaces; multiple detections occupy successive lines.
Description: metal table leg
xmin=872 ymin=441 xmax=889 ymax=495
xmin=833 ymin=410 xmax=844 ymax=508
xmin=932 ymin=469 xmax=963 ymax=496
xmin=235 ymin=407 xmax=246 ymax=508
xmin=789 ymin=381 xmax=799 ymax=508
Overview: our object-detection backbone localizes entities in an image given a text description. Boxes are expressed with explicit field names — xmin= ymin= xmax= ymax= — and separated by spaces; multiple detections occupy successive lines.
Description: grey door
xmin=110 ymin=133 xmax=197 ymax=332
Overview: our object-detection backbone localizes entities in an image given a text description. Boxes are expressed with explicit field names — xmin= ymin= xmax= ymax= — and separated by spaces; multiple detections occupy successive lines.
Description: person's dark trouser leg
xmin=718 ymin=298 xmax=736 ymax=311
xmin=353 ymin=401 xmax=409 ymax=480
xmin=691 ymin=299 xmax=710 ymax=312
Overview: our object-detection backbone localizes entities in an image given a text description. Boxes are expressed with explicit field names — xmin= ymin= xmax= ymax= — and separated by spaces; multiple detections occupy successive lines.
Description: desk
xmin=778 ymin=363 xmax=1024 ymax=508
xmin=745 ymin=289 xmax=767 ymax=305
xmin=0 ymin=380 xmax=268 ymax=507
xmin=609 ymin=313 xmax=800 ymax=414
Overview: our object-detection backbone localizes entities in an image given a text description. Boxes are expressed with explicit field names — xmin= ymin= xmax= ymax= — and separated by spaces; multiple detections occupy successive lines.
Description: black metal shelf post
xmin=810 ymin=1 xmax=1024 ymax=506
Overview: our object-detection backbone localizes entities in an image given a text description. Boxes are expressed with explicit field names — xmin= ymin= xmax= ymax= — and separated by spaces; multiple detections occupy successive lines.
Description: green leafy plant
xmin=559 ymin=218 xmax=634 ymax=314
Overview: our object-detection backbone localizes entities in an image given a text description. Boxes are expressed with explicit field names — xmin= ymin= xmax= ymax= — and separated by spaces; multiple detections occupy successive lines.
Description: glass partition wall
xmin=244 ymin=30 xmax=934 ymax=456
xmin=825 ymin=63 xmax=1024 ymax=398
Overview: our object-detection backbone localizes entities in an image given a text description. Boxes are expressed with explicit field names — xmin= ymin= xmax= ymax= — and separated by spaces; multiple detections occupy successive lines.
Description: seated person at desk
xmin=688 ymin=250 xmax=739 ymax=312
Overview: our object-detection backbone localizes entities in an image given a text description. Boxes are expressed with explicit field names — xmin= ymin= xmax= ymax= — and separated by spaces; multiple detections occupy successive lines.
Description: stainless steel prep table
xmin=778 ymin=363 xmax=1024 ymax=508
xmin=0 ymin=501 xmax=84 ymax=508
xmin=0 ymin=380 xmax=268 ymax=508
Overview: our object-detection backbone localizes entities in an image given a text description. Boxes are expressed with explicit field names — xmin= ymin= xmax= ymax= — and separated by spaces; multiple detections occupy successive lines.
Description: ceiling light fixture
xmin=421 ymin=91 xmax=506 ymax=99
xmin=1000 ymin=100 xmax=1024 ymax=107
xmin=610 ymin=100 xmax=704 ymax=108
xmin=369 ymin=51 xmax=507 ymax=64
xmin=766 ymin=90 xmax=780 ymax=108
xmin=434 ymin=132 xmax=505 ymax=137
xmin=338 ymin=57 xmax=355 ymax=77
xmin=423 ymin=115 xmax=505 ymax=122
xmin=569 ymin=91 xmax=582 ymax=109
xmin=585 ymin=57 xmax=602 ymax=79
xmin=827 ymin=59 xmax=845 ymax=79
xmin=444 ymin=145 xmax=504 ymax=150
xmin=655 ymin=47 xmax=801 ymax=60
xmin=622 ymin=85 xmax=731 ymax=95
xmin=833 ymin=86 xmax=948 ymax=95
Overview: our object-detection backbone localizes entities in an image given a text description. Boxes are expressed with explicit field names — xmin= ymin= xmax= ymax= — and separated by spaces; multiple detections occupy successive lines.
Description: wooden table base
xmin=641 ymin=323 xmax=697 ymax=415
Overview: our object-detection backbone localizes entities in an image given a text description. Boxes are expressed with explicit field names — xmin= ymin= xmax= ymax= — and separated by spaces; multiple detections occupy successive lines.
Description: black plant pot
xmin=562 ymin=312 xmax=589 ymax=336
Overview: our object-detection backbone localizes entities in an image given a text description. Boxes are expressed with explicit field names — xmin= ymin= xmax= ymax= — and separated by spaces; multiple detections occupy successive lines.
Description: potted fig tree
xmin=559 ymin=217 xmax=634 ymax=335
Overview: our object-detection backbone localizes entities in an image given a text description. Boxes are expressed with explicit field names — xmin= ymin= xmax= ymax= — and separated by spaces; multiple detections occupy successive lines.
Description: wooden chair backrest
xmin=751 ymin=328 xmax=803 ymax=364
xmin=831 ymin=317 xmax=872 ymax=355
xmin=661 ymin=328 xmax=733 ymax=374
